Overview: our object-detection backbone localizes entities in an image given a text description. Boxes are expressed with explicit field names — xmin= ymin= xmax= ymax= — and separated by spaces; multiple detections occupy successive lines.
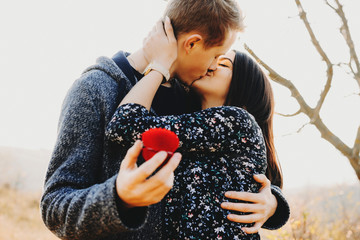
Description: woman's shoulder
xmin=200 ymin=106 xmax=255 ymax=120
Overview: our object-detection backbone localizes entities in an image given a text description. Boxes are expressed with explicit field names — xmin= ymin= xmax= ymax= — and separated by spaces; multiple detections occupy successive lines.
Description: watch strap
xmin=144 ymin=62 xmax=170 ymax=82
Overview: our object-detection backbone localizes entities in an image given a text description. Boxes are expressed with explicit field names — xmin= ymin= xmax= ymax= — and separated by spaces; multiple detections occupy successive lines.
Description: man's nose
xmin=206 ymin=70 xmax=214 ymax=77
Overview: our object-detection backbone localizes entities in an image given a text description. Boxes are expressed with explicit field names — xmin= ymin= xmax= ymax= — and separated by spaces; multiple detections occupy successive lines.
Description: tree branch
xmin=295 ymin=0 xmax=333 ymax=120
xmin=327 ymin=0 xmax=360 ymax=88
xmin=276 ymin=109 xmax=302 ymax=117
xmin=348 ymin=58 xmax=357 ymax=77
xmin=324 ymin=0 xmax=336 ymax=11
xmin=244 ymin=43 xmax=313 ymax=117
xmin=245 ymin=0 xmax=358 ymax=176
xmin=314 ymin=65 xmax=333 ymax=119
xmin=334 ymin=62 xmax=354 ymax=77
xmin=247 ymin=0 xmax=360 ymax=181
xmin=353 ymin=125 xmax=360 ymax=158
xmin=312 ymin=117 xmax=353 ymax=159
xmin=280 ymin=122 xmax=310 ymax=137
xmin=297 ymin=122 xmax=310 ymax=133
xmin=244 ymin=44 xmax=353 ymax=164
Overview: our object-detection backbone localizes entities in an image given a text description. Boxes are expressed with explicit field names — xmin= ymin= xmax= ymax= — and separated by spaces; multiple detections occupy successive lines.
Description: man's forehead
xmin=214 ymin=46 xmax=230 ymax=57
xmin=214 ymin=44 xmax=231 ymax=55
xmin=223 ymin=31 xmax=237 ymax=49
xmin=216 ymin=31 xmax=237 ymax=54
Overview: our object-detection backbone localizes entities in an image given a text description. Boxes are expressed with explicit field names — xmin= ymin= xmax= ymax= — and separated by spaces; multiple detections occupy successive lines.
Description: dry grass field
xmin=1 ymin=183 xmax=359 ymax=240
xmin=0 ymin=184 xmax=58 ymax=240
xmin=1 ymin=146 xmax=359 ymax=239
xmin=261 ymin=184 xmax=360 ymax=240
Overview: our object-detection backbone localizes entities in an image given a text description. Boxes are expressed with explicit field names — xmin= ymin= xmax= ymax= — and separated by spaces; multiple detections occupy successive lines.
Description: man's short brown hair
xmin=164 ymin=0 xmax=244 ymax=48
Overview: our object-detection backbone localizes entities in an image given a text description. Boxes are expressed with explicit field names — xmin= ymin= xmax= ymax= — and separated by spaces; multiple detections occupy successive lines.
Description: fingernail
xmin=174 ymin=153 xmax=182 ymax=162
xmin=166 ymin=16 xmax=170 ymax=22
xmin=225 ymin=192 xmax=231 ymax=197
xmin=221 ymin=202 xmax=228 ymax=208
xmin=158 ymin=151 xmax=168 ymax=158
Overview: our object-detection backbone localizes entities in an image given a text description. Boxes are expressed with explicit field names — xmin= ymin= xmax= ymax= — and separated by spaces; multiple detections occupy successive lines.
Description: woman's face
xmin=191 ymin=51 xmax=235 ymax=103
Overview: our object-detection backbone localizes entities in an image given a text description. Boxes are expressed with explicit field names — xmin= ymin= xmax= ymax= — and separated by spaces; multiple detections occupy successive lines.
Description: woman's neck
xmin=201 ymin=95 xmax=224 ymax=110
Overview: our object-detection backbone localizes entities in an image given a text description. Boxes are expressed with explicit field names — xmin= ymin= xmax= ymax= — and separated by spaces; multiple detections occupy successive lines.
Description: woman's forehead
xmin=219 ymin=51 xmax=236 ymax=63
xmin=221 ymin=50 xmax=236 ymax=62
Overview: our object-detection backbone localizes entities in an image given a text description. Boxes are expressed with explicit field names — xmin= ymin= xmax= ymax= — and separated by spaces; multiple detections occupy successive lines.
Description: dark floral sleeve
xmin=106 ymin=103 xmax=266 ymax=164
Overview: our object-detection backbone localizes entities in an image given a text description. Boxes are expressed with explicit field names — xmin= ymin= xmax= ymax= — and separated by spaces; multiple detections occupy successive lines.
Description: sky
xmin=0 ymin=0 xmax=359 ymax=190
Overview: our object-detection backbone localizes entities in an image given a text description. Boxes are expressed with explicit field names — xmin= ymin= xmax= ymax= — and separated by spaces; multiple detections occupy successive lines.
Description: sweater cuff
xmin=262 ymin=185 xmax=290 ymax=230
xmin=113 ymin=175 xmax=149 ymax=229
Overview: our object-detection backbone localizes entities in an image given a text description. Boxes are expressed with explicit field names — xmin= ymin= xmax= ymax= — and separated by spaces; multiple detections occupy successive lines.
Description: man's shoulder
xmin=72 ymin=53 xmax=132 ymax=96
xmin=81 ymin=55 xmax=124 ymax=85
xmin=68 ymin=68 xmax=119 ymax=100
xmin=61 ymin=65 xmax=122 ymax=114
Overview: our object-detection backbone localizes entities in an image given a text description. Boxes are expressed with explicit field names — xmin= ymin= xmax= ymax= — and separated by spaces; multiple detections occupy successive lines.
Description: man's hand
xmin=116 ymin=140 xmax=182 ymax=208
xmin=220 ymin=174 xmax=277 ymax=234
xmin=142 ymin=16 xmax=177 ymax=71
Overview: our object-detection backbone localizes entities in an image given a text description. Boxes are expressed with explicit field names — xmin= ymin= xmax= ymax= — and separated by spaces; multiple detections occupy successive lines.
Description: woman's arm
xmin=120 ymin=17 xmax=177 ymax=110
xmin=106 ymin=103 xmax=266 ymax=165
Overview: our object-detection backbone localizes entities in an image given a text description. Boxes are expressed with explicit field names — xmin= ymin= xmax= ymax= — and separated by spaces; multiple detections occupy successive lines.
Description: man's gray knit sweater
xmin=40 ymin=54 xmax=289 ymax=240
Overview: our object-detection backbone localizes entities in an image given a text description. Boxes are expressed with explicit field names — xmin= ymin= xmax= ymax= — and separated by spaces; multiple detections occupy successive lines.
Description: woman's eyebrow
xmin=218 ymin=57 xmax=233 ymax=65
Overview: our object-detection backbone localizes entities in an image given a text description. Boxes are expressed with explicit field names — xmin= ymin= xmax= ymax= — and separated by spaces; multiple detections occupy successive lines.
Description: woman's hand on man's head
xmin=142 ymin=16 xmax=178 ymax=71
xmin=220 ymin=174 xmax=277 ymax=234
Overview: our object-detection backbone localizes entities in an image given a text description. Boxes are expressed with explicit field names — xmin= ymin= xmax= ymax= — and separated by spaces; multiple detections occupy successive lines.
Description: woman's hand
xmin=220 ymin=174 xmax=277 ymax=234
xmin=142 ymin=16 xmax=177 ymax=71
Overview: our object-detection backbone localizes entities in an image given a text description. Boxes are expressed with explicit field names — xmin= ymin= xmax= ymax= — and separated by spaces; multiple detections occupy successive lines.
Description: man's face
xmin=174 ymin=30 xmax=237 ymax=86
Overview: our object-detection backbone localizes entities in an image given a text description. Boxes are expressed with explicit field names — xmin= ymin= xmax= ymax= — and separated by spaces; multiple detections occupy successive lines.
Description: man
xmin=41 ymin=1 xmax=289 ymax=239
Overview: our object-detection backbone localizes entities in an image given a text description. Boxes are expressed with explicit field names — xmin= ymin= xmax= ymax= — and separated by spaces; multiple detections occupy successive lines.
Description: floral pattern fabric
xmin=106 ymin=103 xmax=267 ymax=239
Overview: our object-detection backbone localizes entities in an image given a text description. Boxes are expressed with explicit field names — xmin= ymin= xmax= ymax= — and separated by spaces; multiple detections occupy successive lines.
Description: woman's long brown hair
xmin=224 ymin=51 xmax=283 ymax=188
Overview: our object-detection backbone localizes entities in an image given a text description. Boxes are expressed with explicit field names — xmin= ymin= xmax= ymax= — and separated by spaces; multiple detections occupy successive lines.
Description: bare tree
xmin=245 ymin=0 xmax=360 ymax=181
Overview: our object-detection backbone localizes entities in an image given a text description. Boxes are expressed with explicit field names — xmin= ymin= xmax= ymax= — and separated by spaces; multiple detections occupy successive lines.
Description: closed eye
xmin=218 ymin=58 xmax=233 ymax=69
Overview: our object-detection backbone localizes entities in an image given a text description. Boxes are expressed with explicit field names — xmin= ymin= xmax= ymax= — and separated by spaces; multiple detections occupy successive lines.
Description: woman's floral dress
xmin=106 ymin=103 xmax=267 ymax=240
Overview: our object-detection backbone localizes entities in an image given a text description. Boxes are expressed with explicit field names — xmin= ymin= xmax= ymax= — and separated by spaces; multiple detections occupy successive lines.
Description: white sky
xmin=0 ymin=0 xmax=359 ymax=189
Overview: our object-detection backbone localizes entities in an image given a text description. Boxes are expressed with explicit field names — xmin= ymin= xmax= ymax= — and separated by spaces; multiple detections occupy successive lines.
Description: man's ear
xmin=183 ymin=34 xmax=203 ymax=54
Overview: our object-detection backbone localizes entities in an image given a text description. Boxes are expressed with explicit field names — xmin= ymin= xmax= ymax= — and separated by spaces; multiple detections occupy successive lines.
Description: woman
xmin=106 ymin=25 xmax=283 ymax=240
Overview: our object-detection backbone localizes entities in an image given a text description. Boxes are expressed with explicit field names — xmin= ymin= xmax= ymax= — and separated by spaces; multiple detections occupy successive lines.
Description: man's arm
xmin=262 ymin=184 xmax=290 ymax=230
xmin=40 ymin=75 xmax=149 ymax=239
xmin=221 ymin=174 xmax=290 ymax=233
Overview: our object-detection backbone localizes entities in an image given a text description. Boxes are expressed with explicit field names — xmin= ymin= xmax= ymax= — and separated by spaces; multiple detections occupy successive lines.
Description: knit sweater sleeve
xmin=262 ymin=185 xmax=290 ymax=230
xmin=40 ymin=78 xmax=148 ymax=240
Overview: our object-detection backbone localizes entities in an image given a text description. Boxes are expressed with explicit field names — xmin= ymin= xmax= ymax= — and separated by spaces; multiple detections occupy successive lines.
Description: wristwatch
xmin=143 ymin=61 xmax=171 ymax=82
